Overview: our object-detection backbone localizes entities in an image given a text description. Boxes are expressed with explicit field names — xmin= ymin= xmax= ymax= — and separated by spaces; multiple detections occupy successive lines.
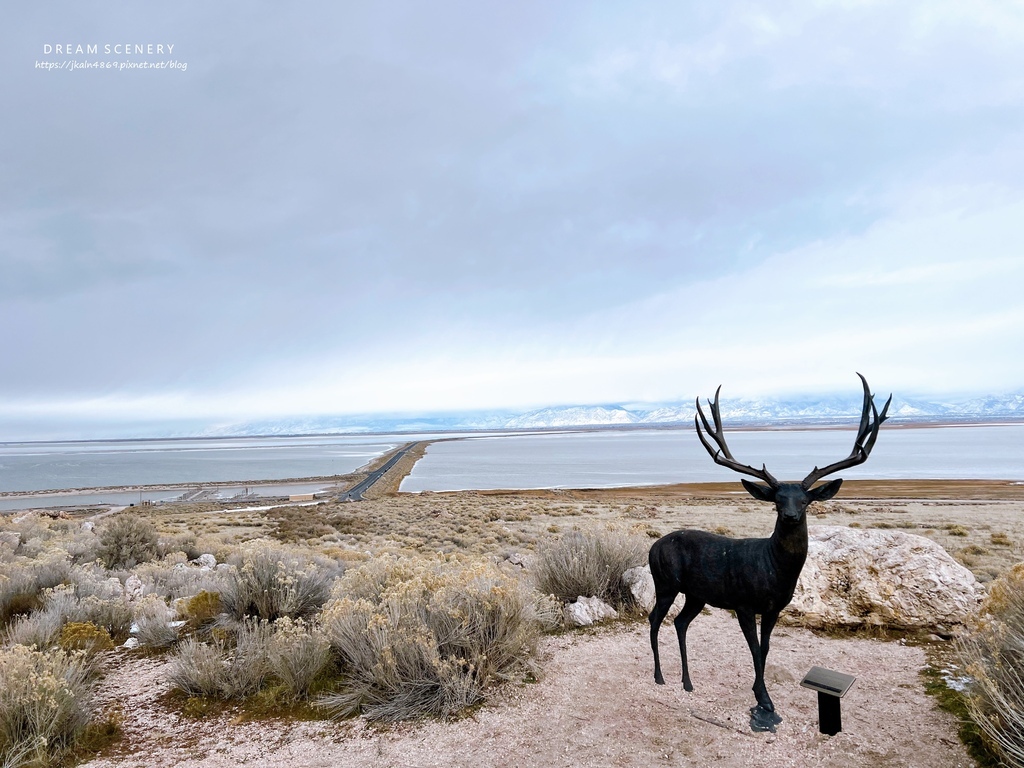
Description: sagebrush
xmin=0 ymin=645 xmax=93 ymax=767
xmin=958 ymin=563 xmax=1024 ymax=767
xmin=220 ymin=544 xmax=336 ymax=622
xmin=317 ymin=554 xmax=553 ymax=721
xmin=533 ymin=528 xmax=647 ymax=607
xmin=97 ymin=515 xmax=158 ymax=570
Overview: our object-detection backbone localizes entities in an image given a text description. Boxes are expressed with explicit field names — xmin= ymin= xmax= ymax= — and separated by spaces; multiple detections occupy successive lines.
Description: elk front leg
xmin=736 ymin=609 xmax=773 ymax=713
xmin=759 ymin=610 xmax=779 ymax=670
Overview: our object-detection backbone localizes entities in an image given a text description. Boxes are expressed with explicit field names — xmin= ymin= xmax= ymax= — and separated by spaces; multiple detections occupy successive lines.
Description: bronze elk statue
xmin=648 ymin=374 xmax=890 ymax=731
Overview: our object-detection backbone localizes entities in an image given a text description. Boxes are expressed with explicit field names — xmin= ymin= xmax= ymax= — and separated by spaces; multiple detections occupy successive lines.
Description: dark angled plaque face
xmin=800 ymin=666 xmax=857 ymax=698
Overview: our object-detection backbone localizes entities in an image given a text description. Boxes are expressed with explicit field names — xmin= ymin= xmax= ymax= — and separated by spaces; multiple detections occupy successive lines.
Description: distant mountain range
xmin=201 ymin=391 xmax=1024 ymax=437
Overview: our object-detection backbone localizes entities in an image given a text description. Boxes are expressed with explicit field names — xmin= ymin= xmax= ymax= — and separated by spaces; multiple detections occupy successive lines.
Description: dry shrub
xmin=132 ymin=560 xmax=226 ymax=602
xmin=991 ymin=532 xmax=1013 ymax=547
xmin=958 ymin=563 xmax=1024 ymax=766
xmin=533 ymin=528 xmax=647 ymax=607
xmin=0 ymin=557 xmax=71 ymax=628
xmin=318 ymin=554 xmax=551 ymax=721
xmin=168 ymin=620 xmax=272 ymax=700
xmin=157 ymin=533 xmax=201 ymax=561
xmin=221 ymin=544 xmax=336 ymax=622
xmin=269 ymin=506 xmax=337 ymax=543
xmin=267 ymin=618 xmax=331 ymax=701
xmin=58 ymin=622 xmax=113 ymax=655
xmin=182 ymin=591 xmax=222 ymax=628
xmin=98 ymin=515 xmax=158 ymax=569
xmin=133 ymin=595 xmax=179 ymax=649
xmin=0 ymin=645 xmax=92 ymax=766
xmin=74 ymin=596 xmax=133 ymax=641
xmin=3 ymin=587 xmax=80 ymax=650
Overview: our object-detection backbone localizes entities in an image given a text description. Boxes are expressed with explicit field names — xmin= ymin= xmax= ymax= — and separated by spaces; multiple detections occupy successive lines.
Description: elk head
xmin=695 ymin=373 xmax=891 ymax=523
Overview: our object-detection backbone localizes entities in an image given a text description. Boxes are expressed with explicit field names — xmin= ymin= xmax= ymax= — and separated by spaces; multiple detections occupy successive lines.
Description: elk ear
xmin=741 ymin=479 xmax=776 ymax=502
xmin=807 ymin=478 xmax=843 ymax=502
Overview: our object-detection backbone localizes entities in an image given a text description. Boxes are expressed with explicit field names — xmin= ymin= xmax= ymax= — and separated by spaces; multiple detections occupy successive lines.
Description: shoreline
xmin=4 ymin=478 xmax=1024 ymax=509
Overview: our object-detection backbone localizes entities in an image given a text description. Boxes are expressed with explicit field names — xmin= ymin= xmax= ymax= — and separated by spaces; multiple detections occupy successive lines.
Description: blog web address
xmin=35 ymin=59 xmax=188 ymax=72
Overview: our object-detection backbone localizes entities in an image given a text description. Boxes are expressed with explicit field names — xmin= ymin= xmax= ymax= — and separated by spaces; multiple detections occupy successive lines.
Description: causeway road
xmin=338 ymin=442 xmax=420 ymax=502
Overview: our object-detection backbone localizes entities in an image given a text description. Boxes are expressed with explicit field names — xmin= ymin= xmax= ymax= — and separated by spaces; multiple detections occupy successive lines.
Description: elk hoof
xmin=749 ymin=705 xmax=782 ymax=733
xmin=683 ymin=681 xmax=694 ymax=692
xmin=654 ymin=675 xmax=665 ymax=685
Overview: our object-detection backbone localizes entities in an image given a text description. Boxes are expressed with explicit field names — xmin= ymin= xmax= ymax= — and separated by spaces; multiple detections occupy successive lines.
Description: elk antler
xmin=801 ymin=373 xmax=891 ymax=489
xmin=695 ymin=387 xmax=779 ymax=487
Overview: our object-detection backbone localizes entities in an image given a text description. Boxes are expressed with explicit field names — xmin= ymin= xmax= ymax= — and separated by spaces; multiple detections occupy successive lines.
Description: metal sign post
xmin=800 ymin=666 xmax=856 ymax=735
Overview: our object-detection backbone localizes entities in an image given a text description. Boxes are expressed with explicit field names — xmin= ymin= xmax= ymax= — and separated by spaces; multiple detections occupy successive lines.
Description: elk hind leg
xmin=649 ymin=591 xmax=678 ymax=685
xmin=673 ymin=596 xmax=705 ymax=691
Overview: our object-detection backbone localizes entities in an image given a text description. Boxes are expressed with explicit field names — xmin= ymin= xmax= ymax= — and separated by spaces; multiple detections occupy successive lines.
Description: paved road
xmin=338 ymin=442 xmax=420 ymax=502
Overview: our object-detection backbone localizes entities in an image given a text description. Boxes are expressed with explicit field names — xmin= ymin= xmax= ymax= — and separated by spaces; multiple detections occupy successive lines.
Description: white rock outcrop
xmin=564 ymin=596 xmax=618 ymax=627
xmin=782 ymin=526 xmax=984 ymax=630
xmin=619 ymin=527 xmax=982 ymax=631
xmin=124 ymin=574 xmax=146 ymax=602
xmin=191 ymin=553 xmax=217 ymax=569
xmin=622 ymin=565 xmax=686 ymax=617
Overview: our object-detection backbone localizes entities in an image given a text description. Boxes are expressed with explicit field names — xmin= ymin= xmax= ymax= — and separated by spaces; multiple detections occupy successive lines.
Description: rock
xmin=563 ymin=596 xmax=618 ymax=627
xmin=122 ymin=637 xmax=141 ymax=650
xmin=215 ymin=563 xmax=233 ymax=572
xmin=191 ymin=553 xmax=217 ymax=569
xmin=622 ymin=566 xmax=655 ymax=610
xmin=783 ymin=526 xmax=985 ymax=630
xmin=622 ymin=565 xmax=687 ymax=617
xmin=81 ymin=521 xmax=95 ymax=533
xmin=0 ymin=531 xmax=22 ymax=551
xmin=124 ymin=574 xmax=146 ymax=602
xmin=101 ymin=577 xmax=125 ymax=599
xmin=505 ymin=552 xmax=532 ymax=569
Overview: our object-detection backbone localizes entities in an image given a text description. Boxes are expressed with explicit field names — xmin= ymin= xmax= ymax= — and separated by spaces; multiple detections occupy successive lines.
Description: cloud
xmin=2 ymin=1 xmax=1024 ymax=436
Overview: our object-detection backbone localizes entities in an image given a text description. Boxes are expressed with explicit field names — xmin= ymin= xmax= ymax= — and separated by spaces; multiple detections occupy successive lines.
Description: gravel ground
xmin=81 ymin=610 xmax=971 ymax=768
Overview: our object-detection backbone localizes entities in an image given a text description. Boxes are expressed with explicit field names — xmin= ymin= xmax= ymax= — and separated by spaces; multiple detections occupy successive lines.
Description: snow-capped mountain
xmin=497 ymin=392 xmax=1024 ymax=430
xmin=504 ymin=406 xmax=640 ymax=429
xmin=194 ymin=391 xmax=1024 ymax=437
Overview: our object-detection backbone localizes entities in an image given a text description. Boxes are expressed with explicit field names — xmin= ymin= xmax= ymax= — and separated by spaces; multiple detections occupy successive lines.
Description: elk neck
xmin=768 ymin=510 xmax=809 ymax=576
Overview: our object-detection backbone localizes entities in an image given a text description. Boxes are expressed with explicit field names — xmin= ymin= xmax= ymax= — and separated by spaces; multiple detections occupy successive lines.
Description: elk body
xmin=648 ymin=374 xmax=890 ymax=730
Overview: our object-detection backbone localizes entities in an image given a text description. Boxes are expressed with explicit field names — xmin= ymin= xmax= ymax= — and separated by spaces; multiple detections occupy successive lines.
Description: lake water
xmin=401 ymin=424 xmax=1024 ymax=491
xmin=0 ymin=434 xmax=416 ymax=510
xmin=2 ymin=424 xmax=1021 ymax=511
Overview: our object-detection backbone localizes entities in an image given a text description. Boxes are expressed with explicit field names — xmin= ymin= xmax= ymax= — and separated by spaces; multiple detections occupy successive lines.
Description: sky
xmin=2 ymin=1 xmax=1024 ymax=440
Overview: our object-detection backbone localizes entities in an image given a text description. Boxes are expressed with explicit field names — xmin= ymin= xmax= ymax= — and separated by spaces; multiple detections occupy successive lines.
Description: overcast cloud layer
xmin=3 ymin=1 xmax=1024 ymax=439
